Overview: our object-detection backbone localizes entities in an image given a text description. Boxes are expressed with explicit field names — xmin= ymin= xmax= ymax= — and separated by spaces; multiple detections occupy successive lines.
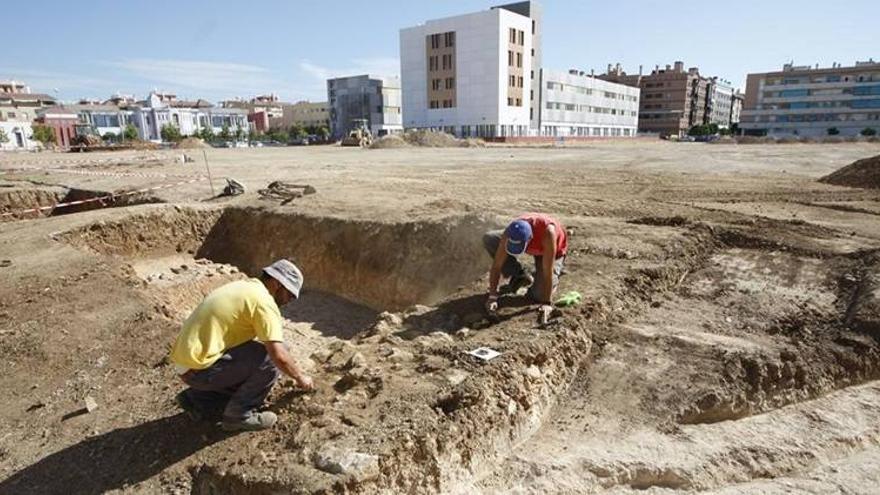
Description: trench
xmin=0 ymin=184 xmax=162 ymax=221
xmin=56 ymin=207 xmax=880 ymax=493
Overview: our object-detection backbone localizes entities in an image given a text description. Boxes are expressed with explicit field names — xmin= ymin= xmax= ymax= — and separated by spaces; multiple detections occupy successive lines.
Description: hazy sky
xmin=3 ymin=0 xmax=877 ymax=102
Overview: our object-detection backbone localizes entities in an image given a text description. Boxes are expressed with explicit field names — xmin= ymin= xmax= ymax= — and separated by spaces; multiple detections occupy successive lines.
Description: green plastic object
xmin=555 ymin=291 xmax=582 ymax=307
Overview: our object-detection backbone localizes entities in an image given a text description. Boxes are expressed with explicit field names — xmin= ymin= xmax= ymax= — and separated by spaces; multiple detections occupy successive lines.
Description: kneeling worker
xmin=171 ymin=259 xmax=314 ymax=431
xmin=484 ymin=213 xmax=568 ymax=321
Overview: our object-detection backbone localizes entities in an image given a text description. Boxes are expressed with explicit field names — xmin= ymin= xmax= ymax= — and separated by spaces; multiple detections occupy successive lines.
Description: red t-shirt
xmin=519 ymin=213 xmax=567 ymax=258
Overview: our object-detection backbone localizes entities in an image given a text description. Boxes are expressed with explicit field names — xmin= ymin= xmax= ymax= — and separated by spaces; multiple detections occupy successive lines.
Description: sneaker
xmin=221 ymin=411 xmax=278 ymax=432
xmin=176 ymin=390 xmax=204 ymax=422
xmin=500 ymin=273 xmax=534 ymax=295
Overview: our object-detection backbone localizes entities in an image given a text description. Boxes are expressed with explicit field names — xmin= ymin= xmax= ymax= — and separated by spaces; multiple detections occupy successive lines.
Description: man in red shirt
xmin=483 ymin=213 xmax=568 ymax=321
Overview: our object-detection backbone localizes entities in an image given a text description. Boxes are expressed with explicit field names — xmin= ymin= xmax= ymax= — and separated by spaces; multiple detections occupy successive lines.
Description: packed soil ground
xmin=0 ymin=140 xmax=879 ymax=494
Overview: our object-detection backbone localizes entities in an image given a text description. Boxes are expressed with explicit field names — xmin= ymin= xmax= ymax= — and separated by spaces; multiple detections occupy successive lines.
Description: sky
xmin=3 ymin=0 xmax=878 ymax=103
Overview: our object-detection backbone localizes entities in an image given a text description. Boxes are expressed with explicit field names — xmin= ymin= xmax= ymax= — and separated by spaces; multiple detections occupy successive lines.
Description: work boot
xmin=500 ymin=273 xmax=534 ymax=295
xmin=221 ymin=411 xmax=278 ymax=432
xmin=176 ymin=390 xmax=204 ymax=422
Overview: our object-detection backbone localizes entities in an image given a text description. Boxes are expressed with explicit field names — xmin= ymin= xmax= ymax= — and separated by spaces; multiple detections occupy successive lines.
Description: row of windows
xmin=428 ymin=99 xmax=455 ymax=109
xmin=766 ymin=73 xmax=880 ymax=85
xmin=428 ymin=54 xmax=454 ymax=72
xmin=430 ymin=78 xmax=455 ymax=91
xmin=428 ymin=31 xmax=455 ymax=49
xmin=508 ymin=75 xmax=524 ymax=88
xmin=761 ymin=97 xmax=880 ymax=110
xmin=508 ymin=28 xmax=524 ymax=46
xmin=507 ymin=50 xmax=523 ymax=68
xmin=543 ymin=127 xmax=633 ymax=137
xmin=755 ymin=112 xmax=880 ymax=123
xmin=507 ymin=97 xmax=523 ymax=107
xmin=545 ymin=81 xmax=638 ymax=102
xmin=545 ymin=101 xmax=637 ymax=116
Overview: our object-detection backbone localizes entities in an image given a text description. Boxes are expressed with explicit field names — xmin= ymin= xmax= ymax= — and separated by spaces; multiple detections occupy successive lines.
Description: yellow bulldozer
xmin=340 ymin=119 xmax=373 ymax=147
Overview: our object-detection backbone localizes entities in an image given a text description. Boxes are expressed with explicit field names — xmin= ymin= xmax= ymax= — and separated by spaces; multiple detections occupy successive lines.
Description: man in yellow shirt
xmin=171 ymin=259 xmax=314 ymax=431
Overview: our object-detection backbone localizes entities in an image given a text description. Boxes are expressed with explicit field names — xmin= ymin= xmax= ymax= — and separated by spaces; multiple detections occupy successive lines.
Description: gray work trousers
xmin=181 ymin=340 xmax=279 ymax=421
xmin=483 ymin=229 xmax=565 ymax=301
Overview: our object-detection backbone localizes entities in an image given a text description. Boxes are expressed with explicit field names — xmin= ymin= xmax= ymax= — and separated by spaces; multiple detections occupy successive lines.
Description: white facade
xmin=400 ymin=7 xmax=533 ymax=137
xmin=130 ymin=93 xmax=248 ymax=142
xmin=0 ymin=121 xmax=36 ymax=151
xmin=706 ymin=78 xmax=735 ymax=128
xmin=538 ymin=69 xmax=640 ymax=137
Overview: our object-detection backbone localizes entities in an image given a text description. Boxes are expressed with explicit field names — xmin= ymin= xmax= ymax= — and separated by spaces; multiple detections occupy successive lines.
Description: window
xmin=510 ymin=75 xmax=516 ymax=86
xmin=510 ymin=28 xmax=516 ymax=43
xmin=432 ymin=79 xmax=441 ymax=91
xmin=508 ymin=97 xmax=514 ymax=106
xmin=7 ymin=112 xmax=15 ymax=118
xmin=532 ymin=20 xmax=536 ymax=34
xmin=444 ymin=32 xmax=455 ymax=47
xmin=516 ymin=53 xmax=522 ymax=68
xmin=430 ymin=33 xmax=440 ymax=49
xmin=518 ymin=30 xmax=524 ymax=46
xmin=445 ymin=77 xmax=454 ymax=89
xmin=429 ymin=100 xmax=439 ymax=109
xmin=518 ymin=76 xmax=524 ymax=88
xmin=508 ymin=50 xmax=514 ymax=66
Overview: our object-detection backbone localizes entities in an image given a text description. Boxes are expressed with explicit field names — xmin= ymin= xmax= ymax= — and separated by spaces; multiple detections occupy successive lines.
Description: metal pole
xmin=202 ymin=149 xmax=215 ymax=196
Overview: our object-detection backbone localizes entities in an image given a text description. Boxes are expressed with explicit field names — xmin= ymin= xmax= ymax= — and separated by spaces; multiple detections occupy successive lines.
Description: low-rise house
xmin=0 ymin=80 xmax=56 ymax=150
xmin=34 ymin=106 xmax=79 ymax=148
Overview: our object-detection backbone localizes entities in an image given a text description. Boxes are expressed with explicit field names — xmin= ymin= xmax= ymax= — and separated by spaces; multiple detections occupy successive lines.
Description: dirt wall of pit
xmin=197 ymin=207 xmax=498 ymax=310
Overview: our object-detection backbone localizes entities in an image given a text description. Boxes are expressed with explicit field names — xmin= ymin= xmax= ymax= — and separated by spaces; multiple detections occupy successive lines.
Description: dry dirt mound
xmin=369 ymin=135 xmax=410 ymax=149
xmin=127 ymin=140 xmax=160 ymax=150
xmin=402 ymin=130 xmax=485 ymax=148
xmin=819 ymin=154 xmax=880 ymax=189
xmin=176 ymin=138 xmax=209 ymax=149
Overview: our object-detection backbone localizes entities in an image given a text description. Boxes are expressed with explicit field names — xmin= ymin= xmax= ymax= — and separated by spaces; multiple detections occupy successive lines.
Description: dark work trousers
xmin=181 ymin=340 xmax=280 ymax=421
xmin=483 ymin=229 xmax=565 ymax=301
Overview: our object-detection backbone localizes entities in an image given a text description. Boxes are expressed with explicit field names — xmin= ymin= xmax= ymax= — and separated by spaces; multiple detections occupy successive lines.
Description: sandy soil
xmin=0 ymin=141 xmax=879 ymax=494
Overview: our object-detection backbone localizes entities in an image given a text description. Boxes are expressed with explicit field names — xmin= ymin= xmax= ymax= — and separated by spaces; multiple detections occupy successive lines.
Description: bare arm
xmin=539 ymin=226 xmax=557 ymax=304
xmin=488 ymin=233 xmax=510 ymax=296
xmin=264 ymin=341 xmax=313 ymax=390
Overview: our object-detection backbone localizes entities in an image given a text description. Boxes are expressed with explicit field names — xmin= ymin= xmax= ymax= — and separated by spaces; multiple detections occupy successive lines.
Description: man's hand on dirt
xmin=485 ymin=293 xmax=499 ymax=314
xmin=295 ymin=374 xmax=314 ymax=391
xmin=537 ymin=304 xmax=555 ymax=325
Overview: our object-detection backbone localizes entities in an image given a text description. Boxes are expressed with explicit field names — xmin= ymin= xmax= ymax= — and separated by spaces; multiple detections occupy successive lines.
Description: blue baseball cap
xmin=505 ymin=219 xmax=532 ymax=256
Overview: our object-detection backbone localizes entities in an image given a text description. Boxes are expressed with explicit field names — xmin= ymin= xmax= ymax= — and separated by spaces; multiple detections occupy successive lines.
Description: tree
xmin=290 ymin=124 xmax=307 ymax=140
xmin=861 ymin=127 xmax=877 ymax=137
xmin=199 ymin=126 xmax=215 ymax=142
xmin=102 ymin=132 xmax=118 ymax=143
xmin=31 ymin=125 xmax=56 ymax=145
xmin=266 ymin=126 xmax=288 ymax=143
xmin=123 ymin=124 xmax=138 ymax=141
xmin=316 ymin=125 xmax=330 ymax=141
xmin=234 ymin=127 xmax=245 ymax=141
xmin=827 ymin=127 xmax=840 ymax=136
xmin=160 ymin=124 xmax=182 ymax=143
xmin=219 ymin=124 xmax=231 ymax=141
xmin=247 ymin=129 xmax=260 ymax=142
xmin=0 ymin=128 xmax=8 ymax=144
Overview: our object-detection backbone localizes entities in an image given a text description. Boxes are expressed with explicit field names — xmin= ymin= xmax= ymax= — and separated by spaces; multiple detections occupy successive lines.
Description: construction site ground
xmin=1 ymin=141 xmax=879 ymax=494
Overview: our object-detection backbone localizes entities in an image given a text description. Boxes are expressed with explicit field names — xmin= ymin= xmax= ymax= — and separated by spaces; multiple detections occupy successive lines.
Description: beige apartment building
xmin=741 ymin=60 xmax=880 ymax=137
xmin=601 ymin=61 xmax=708 ymax=136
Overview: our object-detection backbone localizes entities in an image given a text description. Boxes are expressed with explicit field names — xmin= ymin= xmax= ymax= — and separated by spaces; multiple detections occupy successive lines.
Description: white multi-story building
xmin=706 ymin=78 xmax=735 ymax=129
xmin=129 ymin=92 xmax=248 ymax=142
xmin=538 ymin=69 xmax=639 ymax=137
xmin=400 ymin=3 xmax=536 ymax=138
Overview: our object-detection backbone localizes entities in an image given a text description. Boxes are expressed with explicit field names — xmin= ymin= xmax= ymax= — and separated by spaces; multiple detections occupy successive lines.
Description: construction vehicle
xmin=71 ymin=123 xmax=103 ymax=149
xmin=340 ymin=119 xmax=373 ymax=147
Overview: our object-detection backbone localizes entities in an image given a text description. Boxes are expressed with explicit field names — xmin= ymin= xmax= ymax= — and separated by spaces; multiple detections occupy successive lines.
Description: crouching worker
xmin=170 ymin=259 xmax=314 ymax=432
xmin=484 ymin=213 xmax=568 ymax=321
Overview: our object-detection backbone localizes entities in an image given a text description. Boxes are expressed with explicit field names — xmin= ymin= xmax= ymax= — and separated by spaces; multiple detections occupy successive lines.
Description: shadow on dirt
xmin=398 ymin=293 xmax=537 ymax=339
xmin=0 ymin=413 xmax=226 ymax=495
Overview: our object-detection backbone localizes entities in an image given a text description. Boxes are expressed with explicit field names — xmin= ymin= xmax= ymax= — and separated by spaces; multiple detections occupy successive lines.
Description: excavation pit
xmin=61 ymin=204 xmax=497 ymax=320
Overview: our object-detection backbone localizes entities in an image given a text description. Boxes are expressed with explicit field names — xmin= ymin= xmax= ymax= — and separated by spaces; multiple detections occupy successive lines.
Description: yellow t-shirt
xmin=170 ymin=278 xmax=284 ymax=370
